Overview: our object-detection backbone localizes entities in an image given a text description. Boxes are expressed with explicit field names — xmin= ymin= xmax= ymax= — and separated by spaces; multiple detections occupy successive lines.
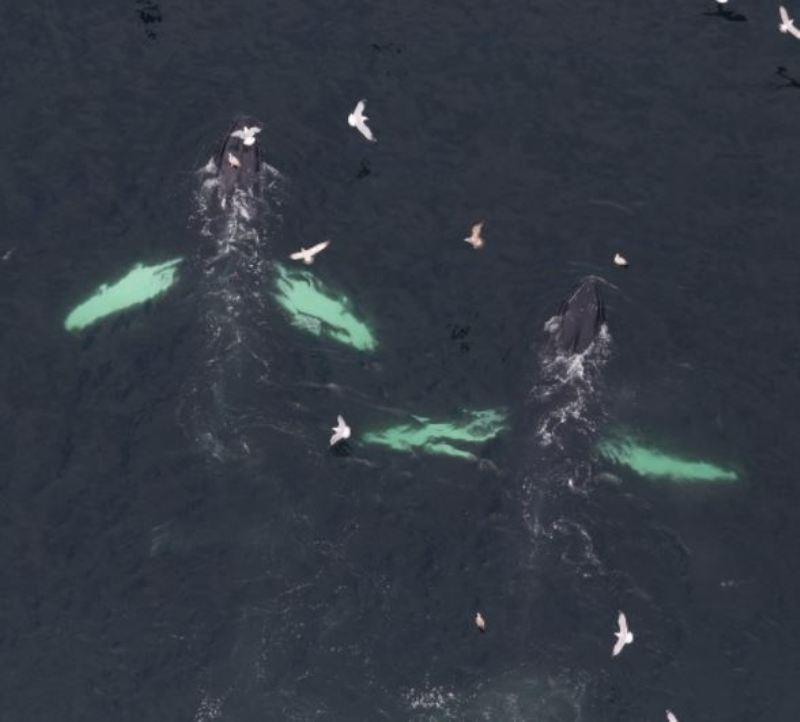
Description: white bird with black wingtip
xmin=290 ymin=240 xmax=330 ymax=265
xmin=612 ymin=611 xmax=634 ymax=657
xmin=330 ymin=415 xmax=351 ymax=447
xmin=464 ymin=221 xmax=485 ymax=250
xmin=230 ymin=125 xmax=261 ymax=146
xmin=779 ymin=6 xmax=800 ymax=37
xmin=348 ymin=99 xmax=376 ymax=142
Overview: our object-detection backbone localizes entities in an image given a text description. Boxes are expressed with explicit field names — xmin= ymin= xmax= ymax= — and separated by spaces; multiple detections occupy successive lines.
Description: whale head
xmin=547 ymin=276 xmax=607 ymax=355
xmin=214 ymin=116 xmax=263 ymax=201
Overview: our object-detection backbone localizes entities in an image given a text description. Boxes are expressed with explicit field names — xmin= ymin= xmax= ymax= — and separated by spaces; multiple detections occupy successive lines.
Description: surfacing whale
xmin=202 ymin=116 xmax=264 ymax=210
xmin=218 ymin=117 xmax=262 ymax=195
xmin=547 ymin=276 xmax=607 ymax=354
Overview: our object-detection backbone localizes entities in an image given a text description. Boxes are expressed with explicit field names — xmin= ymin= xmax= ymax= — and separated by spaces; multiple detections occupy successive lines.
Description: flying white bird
xmin=464 ymin=221 xmax=485 ymax=250
xmin=666 ymin=711 xmax=679 ymax=722
xmin=231 ymin=125 xmax=261 ymax=146
xmin=227 ymin=152 xmax=241 ymax=168
xmin=330 ymin=415 xmax=351 ymax=446
xmin=475 ymin=612 xmax=486 ymax=632
xmin=613 ymin=252 xmax=628 ymax=267
xmin=612 ymin=611 xmax=634 ymax=657
xmin=348 ymin=99 xmax=376 ymax=142
xmin=780 ymin=6 xmax=800 ymax=37
xmin=290 ymin=240 xmax=331 ymax=265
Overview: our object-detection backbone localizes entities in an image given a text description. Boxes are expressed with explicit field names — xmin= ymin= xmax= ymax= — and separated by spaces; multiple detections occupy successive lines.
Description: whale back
xmin=214 ymin=116 xmax=263 ymax=200
xmin=550 ymin=276 xmax=606 ymax=354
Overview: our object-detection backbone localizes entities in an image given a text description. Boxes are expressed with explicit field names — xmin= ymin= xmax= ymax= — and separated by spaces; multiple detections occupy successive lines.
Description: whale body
xmin=547 ymin=276 xmax=607 ymax=354
xmin=215 ymin=116 xmax=262 ymax=200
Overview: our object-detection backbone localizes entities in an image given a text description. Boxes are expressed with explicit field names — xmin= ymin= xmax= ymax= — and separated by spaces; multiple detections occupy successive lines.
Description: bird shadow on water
xmin=701 ymin=5 xmax=747 ymax=22
xmin=135 ymin=0 xmax=163 ymax=39
xmin=356 ymin=159 xmax=371 ymax=179
xmin=775 ymin=66 xmax=800 ymax=90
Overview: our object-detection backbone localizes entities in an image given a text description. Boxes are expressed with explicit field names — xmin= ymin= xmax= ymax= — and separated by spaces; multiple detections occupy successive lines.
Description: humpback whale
xmin=205 ymin=116 xmax=264 ymax=209
xmin=216 ymin=118 xmax=262 ymax=196
xmin=547 ymin=276 xmax=607 ymax=355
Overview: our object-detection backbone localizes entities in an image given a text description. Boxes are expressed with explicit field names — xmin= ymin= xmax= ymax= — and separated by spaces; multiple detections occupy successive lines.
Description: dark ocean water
xmin=2 ymin=0 xmax=800 ymax=719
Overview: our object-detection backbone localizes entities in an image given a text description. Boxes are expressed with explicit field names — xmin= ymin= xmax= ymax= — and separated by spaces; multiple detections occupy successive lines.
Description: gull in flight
xmin=666 ymin=711 xmax=679 ymax=722
xmin=613 ymin=252 xmax=628 ymax=267
xmin=231 ymin=125 xmax=261 ymax=146
xmin=290 ymin=240 xmax=330 ymax=265
xmin=612 ymin=611 xmax=634 ymax=657
xmin=227 ymin=152 xmax=241 ymax=168
xmin=348 ymin=99 xmax=376 ymax=142
xmin=780 ymin=6 xmax=800 ymax=37
xmin=330 ymin=415 xmax=351 ymax=446
xmin=475 ymin=612 xmax=486 ymax=633
xmin=464 ymin=221 xmax=485 ymax=249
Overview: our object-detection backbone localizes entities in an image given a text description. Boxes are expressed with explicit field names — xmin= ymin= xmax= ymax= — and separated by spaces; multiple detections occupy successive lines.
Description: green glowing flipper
xmin=597 ymin=434 xmax=738 ymax=483
xmin=272 ymin=263 xmax=377 ymax=351
xmin=65 ymin=258 xmax=183 ymax=332
xmin=362 ymin=408 xmax=507 ymax=460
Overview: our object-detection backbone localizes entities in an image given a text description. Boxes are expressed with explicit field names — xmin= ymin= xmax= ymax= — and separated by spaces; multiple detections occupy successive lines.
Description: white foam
xmin=533 ymin=323 xmax=611 ymax=448
xmin=193 ymin=691 xmax=224 ymax=722
xmin=179 ymin=158 xmax=286 ymax=460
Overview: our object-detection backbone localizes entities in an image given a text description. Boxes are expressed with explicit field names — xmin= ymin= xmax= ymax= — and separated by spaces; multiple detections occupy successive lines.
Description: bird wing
xmin=612 ymin=635 xmax=626 ymax=657
xmin=355 ymin=99 xmax=366 ymax=115
xmin=336 ymin=415 xmax=346 ymax=427
xmin=330 ymin=429 xmax=344 ymax=446
xmin=472 ymin=221 xmax=484 ymax=236
xmin=617 ymin=612 xmax=627 ymax=635
xmin=789 ymin=21 xmax=800 ymax=38
xmin=308 ymin=240 xmax=331 ymax=256
xmin=666 ymin=712 xmax=678 ymax=722
xmin=780 ymin=5 xmax=791 ymax=24
xmin=290 ymin=249 xmax=308 ymax=261
xmin=230 ymin=129 xmax=246 ymax=140
xmin=250 ymin=126 xmax=262 ymax=135
xmin=356 ymin=119 xmax=375 ymax=142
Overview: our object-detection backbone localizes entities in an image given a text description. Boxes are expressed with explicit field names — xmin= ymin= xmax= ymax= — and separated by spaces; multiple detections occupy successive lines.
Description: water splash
xmin=597 ymin=433 xmax=738 ymax=482
xmin=178 ymin=141 xmax=286 ymax=461
xmin=534 ymin=324 xmax=611 ymax=448
xmin=362 ymin=408 xmax=507 ymax=460
xmin=64 ymin=258 xmax=182 ymax=331
xmin=272 ymin=263 xmax=377 ymax=351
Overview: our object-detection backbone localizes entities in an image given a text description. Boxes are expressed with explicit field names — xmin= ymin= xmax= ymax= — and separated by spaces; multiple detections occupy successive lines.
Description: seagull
xmin=330 ymin=415 xmax=351 ymax=446
xmin=348 ymin=99 xmax=376 ymax=142
xmin=613 ymin=252 xmax=628 ymax=267
xmin=779 ymin=6 xmax=800 ymax=37
xmin=666 ymin=711 xmax=679 ymax=722
xmin=612 ymin=611 xmax=634 ymax=657
xmin=464 ymin=221 xmax=485 ymax=249
xmin=475 ymin=612 xmax=486 ymax=633
xmin=231 ymin=125 xmax=261 ymax=146
xmin=290 ymin=240 xmax=330 ymax=265
xmin=227 ymin=152 xmax=241 ymax=168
